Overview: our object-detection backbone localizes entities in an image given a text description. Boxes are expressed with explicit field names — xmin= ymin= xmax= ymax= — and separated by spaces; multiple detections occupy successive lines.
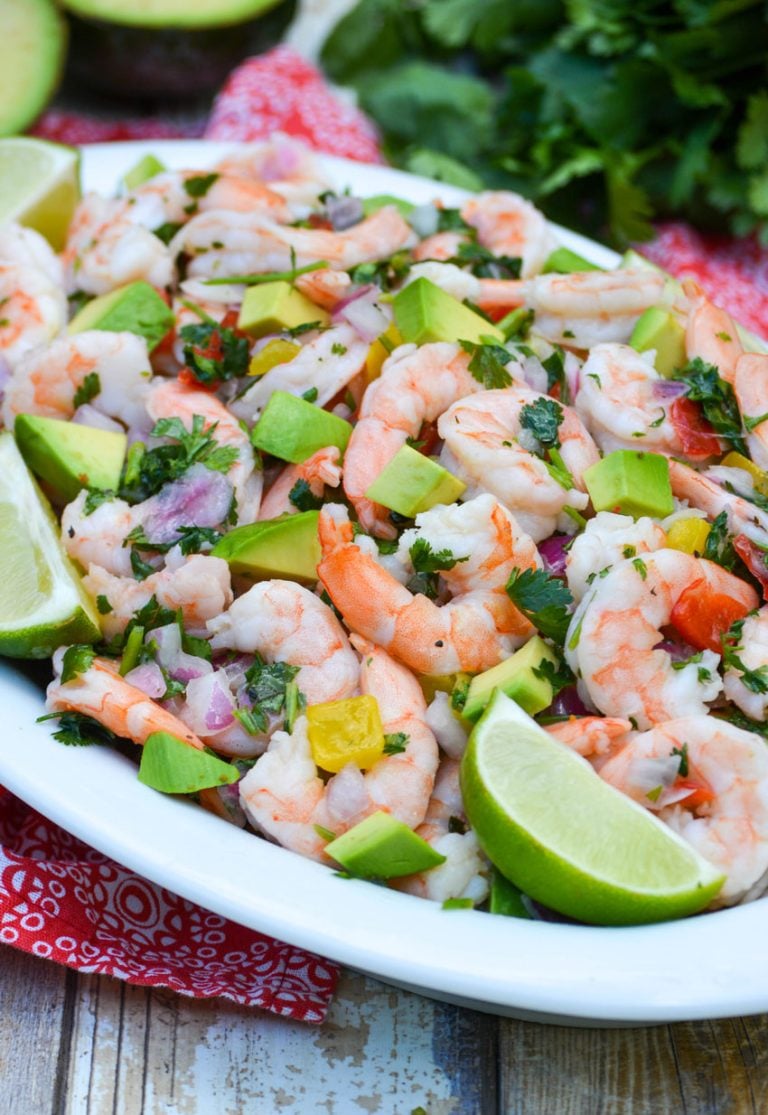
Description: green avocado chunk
xmin=212 ymin=511 xmax=321 ymax=583
xmin=584 ymin=450 xmax=674 ymax=520
xmin=361 ymin=194 xmax=415 ymax=219
xmin=138 ymin=731 xmax=238 ymax=794
xmin=364 ymin=444 xmax=467 ymax=518
xmin=542 ymin=247 xmax=602 ymax=274
xmin=68 ymin=281 xmax=174 ymax=351
xmin=122 ymin=153 xmax=166 ymax=190
xmin=14 ymin=413 xmax=126 ymax=504
xmin=629 ymin=307 xmax=687 ymax=378
xmin=237 ymin=280 xmax=330 ymax=338
xmin=324 ymin=810 xmax=446 ymax=878
xmin=393 ymin=277 xmax=503 ymax=346
xmin=463 ymin=636 xmax=559 ymax=723
xmin=250 ymin=391 xmax=353 ymax=464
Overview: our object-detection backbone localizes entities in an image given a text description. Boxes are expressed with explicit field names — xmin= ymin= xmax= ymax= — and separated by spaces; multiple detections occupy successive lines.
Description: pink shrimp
xmin=258 ymin=446 xmax=341 ymax=520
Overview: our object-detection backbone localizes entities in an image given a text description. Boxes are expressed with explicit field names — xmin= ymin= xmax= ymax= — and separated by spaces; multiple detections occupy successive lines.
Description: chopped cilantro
xmin=519 ymin=397 xmax=563 ymax=448
xmin=721 ymin=619 xmax=768 ymax=693
xmin=130 ymin=550 xmax=155 ymax=581
xmin=383 ymin=731 xmax=408 ymax=755
xmin=119 ymin=415 xmax=238 ymax=503
xmin=73 ymin=372 xmax=101 ymax=408
xmin=245 ymin=656 xmax=301 ymax=715
xmin=331 ymin=342 xmax=348 ymax=355
xmin=681 ymin=358 xmax=747 ymax=454
xmin=703 ymin=511 xmax=738 ymax=571
xmin=152 ymin=222 xmax=182 ymax=245
xmin=184 ymin=173 xmax=219 ymax=198
xmin=408 ymin=538 xmax=468 ymax=599
xmin=671 ymin=743 xmax=689 ymax=778
xmin=348 ymin=249 xmax=411 ymax=289
xmin=60 ymin=644 xmax=96 ymax=683
xmin=531 ymin=653 xmax=575 ymax=698
xmin=301 ymin=387 xmax=319 ymax=402
xmin=435 ymin=208 xmax=470 ymax=232
xmin=449 ymin=240 xmax=521 ymax=279
xmin=506 ymin=568 xmax=574 ymax=645
xmin=180 ymin=320 xmax=250 ymax=385
xmin=38 ymin=710 xmax=118 ymax=747
xmin=459 ymin=339 xmax=513 ymax=389
xmin=541 ymin=348 xmax=569 ymax=403
xmin=632 ymin=557 xmax=648 ymax=580
xmin=83 ymin=488 xmax=114 ymax=516
xmin=289 ymin=478 xmax=323 ymax=512
xmin=233 ymin=707 xmax=267 ymax=736
xmin=96 ymin=594 xmax=113 ymax=615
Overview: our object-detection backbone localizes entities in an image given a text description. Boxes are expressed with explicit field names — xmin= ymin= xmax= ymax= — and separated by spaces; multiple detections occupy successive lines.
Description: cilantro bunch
xmin=322 ymin=0 xmax=768 ymax=245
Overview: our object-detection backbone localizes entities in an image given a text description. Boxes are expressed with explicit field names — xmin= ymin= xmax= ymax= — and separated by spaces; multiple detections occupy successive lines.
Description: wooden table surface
xmin=3 ymin=947 xmax=768 ymax=1114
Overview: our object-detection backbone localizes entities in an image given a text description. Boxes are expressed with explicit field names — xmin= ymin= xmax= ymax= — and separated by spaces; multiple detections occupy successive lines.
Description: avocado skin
xmin=65 ymin=2 xmax=295 ymax=98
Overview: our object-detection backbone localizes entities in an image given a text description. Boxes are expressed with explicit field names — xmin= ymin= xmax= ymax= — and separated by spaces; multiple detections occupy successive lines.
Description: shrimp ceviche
xmin=7 ymin=136 xmax=768 ymax=926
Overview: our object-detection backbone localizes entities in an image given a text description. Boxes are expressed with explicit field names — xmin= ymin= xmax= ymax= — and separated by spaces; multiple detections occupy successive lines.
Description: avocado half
xmin=62 ymin=0 xmax=295 ymax=98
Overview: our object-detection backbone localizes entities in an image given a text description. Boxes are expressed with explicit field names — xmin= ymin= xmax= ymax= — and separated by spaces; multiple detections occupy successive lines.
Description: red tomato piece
xmin=178 ymin=367 xmax=218 ymax=391
xmin=734 ymin=534 xmax=768 ymax=600
xmin=670 ymin=579 xmax=752 ymax=652
xmin=669 ymin=397 xmax=721 ymax=459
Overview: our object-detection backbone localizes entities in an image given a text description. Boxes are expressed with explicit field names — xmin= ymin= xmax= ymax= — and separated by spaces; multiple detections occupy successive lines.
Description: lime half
xmin=0 ymin=137 xmax=80 ymax=251
xmin=460 ymin=691 xmax=724 ymax=925
xmin=0 ymin=433 xmax=99 ymax=658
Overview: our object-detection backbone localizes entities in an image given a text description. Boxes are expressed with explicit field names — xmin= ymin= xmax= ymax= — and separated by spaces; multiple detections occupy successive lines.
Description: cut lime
xmin=0 ymin=0 xmax=67 ymax=138
xmin=460 ymin=691 xmax=724 ymax=925
xmin=0 ymin=433 xmax=99 ymax=658
xmin=0 ymin=137 xmax=80 ymax=251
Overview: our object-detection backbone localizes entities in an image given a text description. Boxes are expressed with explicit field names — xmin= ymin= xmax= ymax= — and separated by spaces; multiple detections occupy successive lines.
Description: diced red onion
xmin=654 ymin=638 xmax=698 ymax=663
xmin=408 ymin=204 xmax=440 ymax=239
xmin=564 ymin=352 xmax=581 ymax=399
xmin=184 ymin=670 xmax=236 ymax=733
xmin=124 ymin=662 xmax=166 ymax=699
xmin=141 ymin=463 xmax=233 ymax=544
xmin=334 ymin=287 xmax=391 ymax=343
xmin=538 ymin=534 xmax=570 ymax=576
xmin=546 ymin=687 xmax=591 ymax=718
xmin=72 ymin=405 xmax=124 ymax=433
xmin=652 ymin=379 xmax=688 ymax=400
xmin=151 ymin=623 xmax=212 ymax=682
xmin=519 ymin=357 xmax=548 ymax=394
xmin=325 ymin=195 xmax=364 ymax=231
xmin=0 ymin=353 xmax=11 ymax=389
xmin=333 ymin=282 xmax=376 ymax=314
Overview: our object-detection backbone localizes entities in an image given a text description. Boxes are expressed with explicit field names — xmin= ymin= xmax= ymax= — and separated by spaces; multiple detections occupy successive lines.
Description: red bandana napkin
xmin=10 ymin=44 xmax=768 ymax=1020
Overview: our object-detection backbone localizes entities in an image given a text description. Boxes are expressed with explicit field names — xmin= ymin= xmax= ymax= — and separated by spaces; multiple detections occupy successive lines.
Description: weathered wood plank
xmin=0 ymin=947 xmax=71 ymax=1115
xmin=499 ymin=1014 xmax=768 ymax=1115
xmin=57 ymin=967 xmax=497 ymax=1114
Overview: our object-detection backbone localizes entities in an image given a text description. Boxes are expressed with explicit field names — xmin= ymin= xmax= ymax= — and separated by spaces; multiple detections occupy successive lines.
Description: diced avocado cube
xmin=489 ymin=869 xmax=533 ymax=919
xmin=325 ymin=810 xmax=446 ymax=878
xmin=14 ymin=413 xmax=126 ymax=504
xmin=393 ymin=278 xmax=503 ymax=346
xmin=68 ymin=280 xmax=174 ymax=352
xmin=361 ymin=194 xmax=415 ymax=219
xmin=365 ymin=444 xmax=466 ymax=518
xmin=584 ymin=450 xmax=674 ymax=520
xmin=463 ymin=636 xmax=559 ymax=723
xmin=629 ymin=306 xmax=686 ymax=378
xmin=250 ymin=391 xmax=353 ymax=464
xmin=211 ymin=511 xmax=321 ymax=583
xmin=139 ymin=731 xmax=238 ymax=794
xmin=237 ymin=280 xmax=330 ymax=338
xmin=542 ymin=247 xmax=602 ymax=274
xmin=122 ymin=153 xmax=166 ymax=191
xmin=307 ymin=694 xmax=385 ymax=773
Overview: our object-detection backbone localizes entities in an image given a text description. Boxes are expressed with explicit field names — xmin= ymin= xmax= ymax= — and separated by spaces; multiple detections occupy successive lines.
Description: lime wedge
xmin=460 ymin=691 xmax=724 ymax=925
xmin=0 ymin=137 xmax=80 ymax=251
xmin=0 ymin=432 xmax=99 ymax=658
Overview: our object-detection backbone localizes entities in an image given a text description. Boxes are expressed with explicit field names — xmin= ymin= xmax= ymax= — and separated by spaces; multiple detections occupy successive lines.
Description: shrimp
xmin=342 ymin=342 xmax=480 ymax=536
xmin=402 ymin=261 xmax=482 ymax=304
xmin=683 ymin=279 xmax=743 ymax=384
xmin=207 ymin=579 xmax=359 ymax=706
xmin=62 ymin=492 xmax=139 ymax=577
xmin=294 ymin=267 xmax=352 ymax=310
xmin=592 ymin=716 xmax=768 ymax=907
xmin=412 ymin=230 xmax=467 ymax=262
xmin=545 ymin=715 xmax=635 ymax=760
xmin=46 ymin=654 xmax=205 ymax=750
xmin=83 ymin=555 xmax=233 ymax=640
xmin=668 ymin=459 xmax=768 ymax=547
xmin=62 ymin=193 xmax=174 ymax=295
xmin=237 ymin=636 xmax=439 ymax=860
xmin=522 ymin=269 xmax=670 ymax=348
xmin=147 ymin=378 xmax=263 ymax=523
xmin=317 ymin=497 xmax=538 ymax=675
xmin=258 ymin=446 xmax=341 ymax=520
xmin=230 ymin=323 xmax=367 ymax=424
xmin=2 ymin=330 xmax=152 ymax=431
xmin=176 ymin=206 xmax=415 ymax=281
xmin=565 ymin=512 xmax=666 ymax=602
xmin=567 ymin=549 xmax=757 ymax=728
xmin=733 ymin=352 xmax=768 ymax=471
xmin=0 ymin=224 xmax=66 ymax=367
xmin=438 ymin=384 xmax=600 ymax=542
xmin=574 ymin=343 xmax=691 ymax=456
xmin=723 ymin=607 xmax=768 ymax=721
xmin=121 ymin=169 xmax=290 ymax=229
xmin=215 ymin=134 xmax=332 ymax=212
xmin=392 ymin=758 xmax=490 ymax=903
xmin=461 ymin=190 xmax=557 ymax=278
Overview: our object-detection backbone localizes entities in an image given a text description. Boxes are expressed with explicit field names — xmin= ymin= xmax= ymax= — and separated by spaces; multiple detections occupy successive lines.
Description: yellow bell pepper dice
xmin=248 ymin=339 xmax=300 ymax=377
xmin=307 ymin=695 xmax=385 ymax=773
xmin=721 ymin=451 xmax=768 ymax=497
xmin=365 ymin=323 xmax=403 ymax=383
xmin=665 ymin=517 xmax=711 ymax=555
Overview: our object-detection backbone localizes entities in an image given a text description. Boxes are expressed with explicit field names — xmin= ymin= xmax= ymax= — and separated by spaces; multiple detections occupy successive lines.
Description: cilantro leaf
xmin=119 ymin=415 xmax=238 ymax=503
xmin=73 ymin=372 xmax=101 ymax=408
xmin=184 ymin=173 xmax=219 ymax=198
xmin=383 ymin=732 xmax=408 ymax=755
xmin=245 ymin=656 xmax=301 ymax=715
xmin=409 ymin=538 xmax=468 ymax=574
xmin=289 ymin=478 xmax=323 ymax=512
xmin=83 ymin=488 xmax=114 ymax=516
xmin=681 ymin=358 xmax=747 ymax=454
xmin=721 ymin=618 xmax=768 ymax=694
xmin=39 ymin=711 xmax=118 ymax=747
xmin=60 ymin=644 xmax=96 ymax=683
xmin=531 ymin=653 xmax=575 ymax=699
xmin=449 ymin=241 xmax=521 ymax=279
xmin=519 ymin=397 xmax=563 ymax=448
xmin=180 ymin=320 xmax=250 ymax=385
xmin=703 ymin=511 xmax=739 ymax=572
xmin=506 ymin=568 xmax=574 ymax=645
xmin=459 ymin=339 xmax=513 ymax=389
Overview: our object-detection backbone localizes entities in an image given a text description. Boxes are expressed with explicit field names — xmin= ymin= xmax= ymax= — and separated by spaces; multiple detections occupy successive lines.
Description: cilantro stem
xmin=204 ymin=260 xmax=329 ymax=286
xmin=179 ymin=299 xmax=218 ymax=326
